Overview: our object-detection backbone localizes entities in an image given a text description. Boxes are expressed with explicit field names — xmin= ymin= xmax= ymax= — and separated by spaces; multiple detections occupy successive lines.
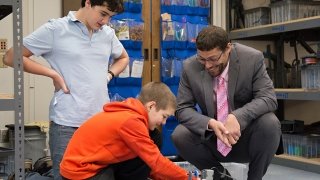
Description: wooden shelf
xmin=273 ymin=154 xmax=320 ymax=173
xmin=276 ymin=154 xmax=320 ymax=165
xmin=0 ymin=93 xmax=13 ymax=99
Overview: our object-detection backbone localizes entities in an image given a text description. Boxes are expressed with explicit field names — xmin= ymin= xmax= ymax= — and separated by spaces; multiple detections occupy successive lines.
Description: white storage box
xmin=222 ymin=162 xmax=248 ymax=180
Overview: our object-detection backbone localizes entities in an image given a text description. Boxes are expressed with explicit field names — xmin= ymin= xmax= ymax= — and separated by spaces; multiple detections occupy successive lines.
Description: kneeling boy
xmin=60 ymin=82 xmax=197 ymax=180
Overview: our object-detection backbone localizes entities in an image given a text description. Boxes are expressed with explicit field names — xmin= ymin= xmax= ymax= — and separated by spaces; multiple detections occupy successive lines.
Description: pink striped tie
xmin=216 ymin=76 xmax=231 ymax=156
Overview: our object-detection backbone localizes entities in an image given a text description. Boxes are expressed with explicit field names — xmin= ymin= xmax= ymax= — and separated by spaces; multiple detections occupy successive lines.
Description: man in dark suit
xmin=172 ymin=25 xmax=282 ymax=180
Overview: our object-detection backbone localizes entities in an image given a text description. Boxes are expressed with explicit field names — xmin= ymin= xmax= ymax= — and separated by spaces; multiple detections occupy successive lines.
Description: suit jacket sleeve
xmin=175 ymin=57 xmax=213 ymax=137
xmin=230 ymin=49 xmax=278 ymax=130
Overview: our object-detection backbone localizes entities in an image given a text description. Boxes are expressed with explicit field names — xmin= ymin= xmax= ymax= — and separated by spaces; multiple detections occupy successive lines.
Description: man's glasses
xmin=196 ymin=51 xmax=224 ymax=64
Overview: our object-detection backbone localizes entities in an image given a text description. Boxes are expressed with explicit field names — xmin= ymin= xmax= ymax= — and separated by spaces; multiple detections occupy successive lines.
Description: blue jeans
xmin=49 ymin=121 xmax=77 ymax=180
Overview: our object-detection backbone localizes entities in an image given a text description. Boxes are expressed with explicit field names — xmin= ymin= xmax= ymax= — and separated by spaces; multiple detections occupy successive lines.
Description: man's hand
xmin=224 ymin=114 xmax=241 ymax=146
xmin=208 ymin=114 xmax=241 ymax=147
xmin=208 ymin=119 xmax=230 ymax=147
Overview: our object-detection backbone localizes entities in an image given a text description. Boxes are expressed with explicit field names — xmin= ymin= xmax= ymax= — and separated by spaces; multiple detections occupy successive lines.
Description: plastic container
xmin=175 ymin=161 xmax=248 ymax=180
xmin=6 ymin=125 xmax=47 ymax=164
xmin=281 ymin=120 xmax=304 ymax=133
xmin=242 ymin=0 xmax=271 ymax=10
xmin=160 ymin=117 xmax=179 ymax=156
xmin=0 ymin=147 xmax=14 ymax=179
xmin=221 ymin=162 xmax=248 ymax=180
xmin=270 ymin=0 xmax=320 ymax=23
xmin=244 ymin=7 xmax=270 ymax=28
xmin=282 ymin=133 xmax=320 ymax=158
xmin=301 ymin=63 xmax=320 ymax=89
xmin=174 ymin=161 xmax=199 ymax=172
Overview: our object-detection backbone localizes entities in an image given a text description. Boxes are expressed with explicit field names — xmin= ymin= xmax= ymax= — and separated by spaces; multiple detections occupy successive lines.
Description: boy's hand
xmin=51 ymin=70 xmax=69 ymax=93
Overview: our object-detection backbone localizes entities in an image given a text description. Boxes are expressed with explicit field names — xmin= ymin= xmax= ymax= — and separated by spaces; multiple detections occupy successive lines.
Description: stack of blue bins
xmin=160 ymin=0 xmax=210 ymax=156
xmin=161 ymin=116 xmax=179 ymax=156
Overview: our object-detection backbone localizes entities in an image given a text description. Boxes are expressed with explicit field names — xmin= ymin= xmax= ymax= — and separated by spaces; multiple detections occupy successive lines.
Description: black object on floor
xmin=212 ymin=165 xmax=234 ymax=180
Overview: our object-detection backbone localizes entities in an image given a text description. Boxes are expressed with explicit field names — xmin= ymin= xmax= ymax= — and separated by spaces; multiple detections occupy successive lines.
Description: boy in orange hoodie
xmin=60 ymin=82 xmax=198 ymax=180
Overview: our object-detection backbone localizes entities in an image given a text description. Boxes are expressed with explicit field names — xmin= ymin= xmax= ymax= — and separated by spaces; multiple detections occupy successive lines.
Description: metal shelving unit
xmin=0 ymin=0 xmax=25 ymax=179
xmin=273 ymin=88 xmax=320 ymax=174
xmin=275 ymin=88 xmax=320 ymax=100
xmin=273 ymin=155 xmax=320 ymax=174
xmin=228 ymin=11 xmax=320 ymax=173
xmin=229 ymin=16 xmax=320 ymax=41
xmin=0 ymin=94 xmax=14 ymax=111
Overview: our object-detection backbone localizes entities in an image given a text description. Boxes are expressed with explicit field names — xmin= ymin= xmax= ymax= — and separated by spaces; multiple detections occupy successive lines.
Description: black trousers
xmin=87 ymin=128 xmax=162 ymax=180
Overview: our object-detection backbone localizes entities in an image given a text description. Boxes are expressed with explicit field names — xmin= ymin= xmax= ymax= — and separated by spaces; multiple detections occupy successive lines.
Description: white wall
xmin=0 ymin=0 xmax=62 ymax=128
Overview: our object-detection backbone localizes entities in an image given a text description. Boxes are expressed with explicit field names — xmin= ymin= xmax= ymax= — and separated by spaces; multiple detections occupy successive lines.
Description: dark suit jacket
xmin=176 ymin=43 xmax=279 ymax=139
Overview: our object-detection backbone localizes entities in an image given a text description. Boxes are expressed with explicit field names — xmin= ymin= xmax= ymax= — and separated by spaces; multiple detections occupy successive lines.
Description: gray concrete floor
xmin=173 ymin=159 xmax=320 ymax=180
xmin=223 ymin=163 xmax=320 ymax=180
xmin=263 ymin=163 xmax=320 ymax=180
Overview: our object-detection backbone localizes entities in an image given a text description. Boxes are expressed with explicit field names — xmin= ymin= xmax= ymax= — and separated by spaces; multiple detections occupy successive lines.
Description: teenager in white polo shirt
xmin=4 ymin=0 xmax=129 ymax=179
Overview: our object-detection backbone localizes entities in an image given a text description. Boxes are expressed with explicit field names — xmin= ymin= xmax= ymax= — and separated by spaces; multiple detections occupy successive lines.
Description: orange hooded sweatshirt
xmin=60 ymin=98 xmax=191 ymax=180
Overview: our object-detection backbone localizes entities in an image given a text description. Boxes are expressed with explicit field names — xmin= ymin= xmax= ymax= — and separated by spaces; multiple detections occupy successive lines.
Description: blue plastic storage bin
xmin=161 ymin=117 xmax=179 ymax=156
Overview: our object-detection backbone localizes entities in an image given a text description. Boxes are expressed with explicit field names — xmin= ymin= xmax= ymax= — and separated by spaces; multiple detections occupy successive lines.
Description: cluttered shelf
xmin=227 ymin=0 xmax=320 ymax=174
xmin=273 ymin=154 xmax=320 ymax=173
xmin=275 ymin=88 xmax=320 ymax=100
xmin=229 ymin=15 xmax=320 ymax=41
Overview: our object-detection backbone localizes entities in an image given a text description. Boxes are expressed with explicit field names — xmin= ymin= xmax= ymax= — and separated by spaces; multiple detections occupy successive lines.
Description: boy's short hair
xmin=81 ymin=0 xmax=124 ymax=13
xmin=137 ymin=82 xmax=177 ymax=111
